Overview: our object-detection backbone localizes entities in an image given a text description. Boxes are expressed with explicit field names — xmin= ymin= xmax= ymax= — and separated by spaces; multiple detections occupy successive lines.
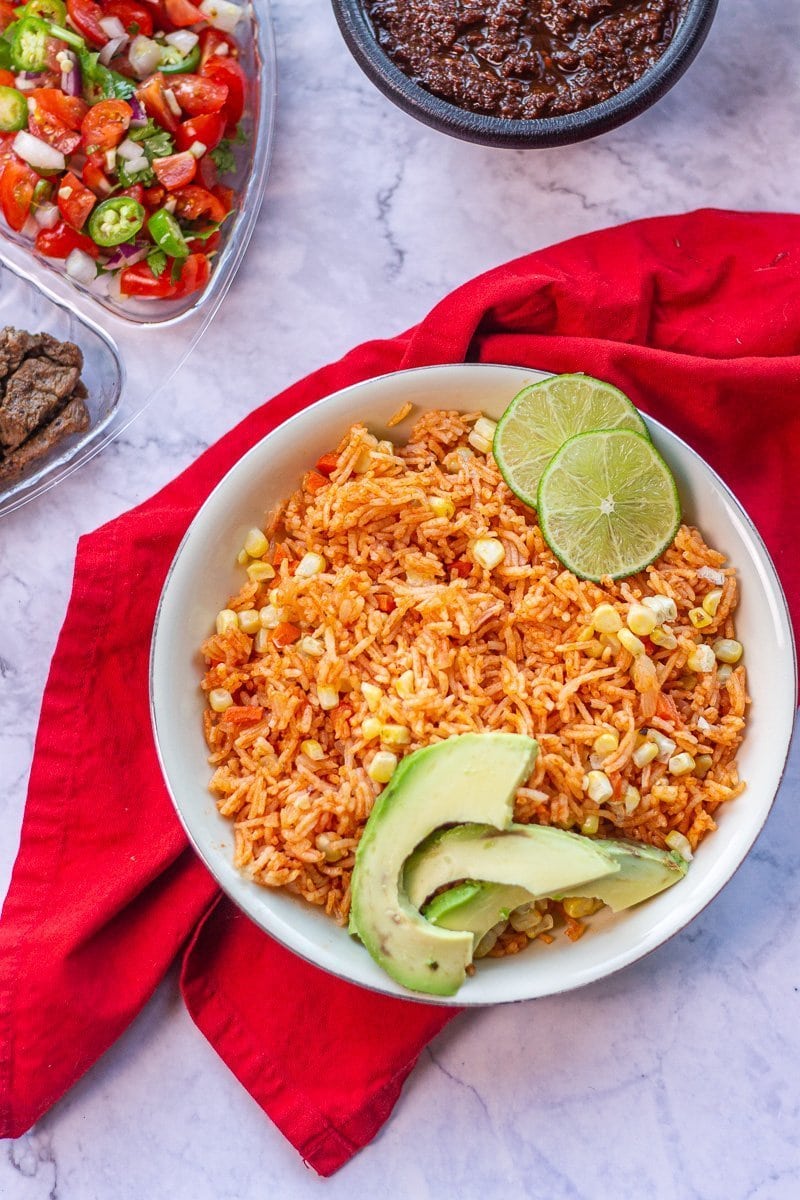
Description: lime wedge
xmin=494 ymin=374 xmax=649 ymax=507
xmin=537 ymin=429 xmax=681 ymax=581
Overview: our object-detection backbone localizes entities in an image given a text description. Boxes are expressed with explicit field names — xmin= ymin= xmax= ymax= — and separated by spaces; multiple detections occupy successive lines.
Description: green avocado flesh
xmin=420 ymin=837 xmax=689 ymax=946
xmin=349 ymin=733 xmax=538 ymax=996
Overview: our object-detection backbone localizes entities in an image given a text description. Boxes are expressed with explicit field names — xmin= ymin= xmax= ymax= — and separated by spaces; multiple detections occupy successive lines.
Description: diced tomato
xmin=28 ymin=102 xmax=82 ymax=156
xmin=169 ymin=74 xmax=228 ymax=117
xmin=188 ymin=229 xmax=219 ymax=253
xmin=197 ymin=153 xmax=218 ymax=190
xmin=142 ymin=184 xmax=166 ymax=209
xmin=119 ymin=259 xmax=176 ymax=298
xmin=164 ymin=0 xmax=204 ymax=27
xmin=376 ymin=595 xmax=396 ymax=613
xmin=172 ymin=184 xmax=226 ymax=222
xmin=31 ymin=88 xmax=88 ymax=132
xmin=67 ymin=0 xmax=108 ymax=47
xmin=449 ymin=560 xmax=472 ymax=578
xmin=0 ymin=158 xmax=38 ymax=232
xmin=304 ymin=470 xmax=328 ymax=494
xmin=199 ymin=28 xmax=239 ymax=71
xmin=172 ymin=251 xmax=210 ymax=298
xmin=0 ymin=69 xmax=15 ymax=87
xmin=81 ymin=99 xmax=133 ymax=152
xmin=175 ymin=111 xmax=226 ymax=154
xmin=119 ymin=183 xmax=145 ymax=205
xmin=655 ymin=692 xmax=683 ymax=725
xmin=35 ymin=221 xmax=100 ymax=260
xmin=201 ymin=57 xmax=245 ymax=131
xmin=57 ymin=171 xmax=96 ymax=231
xmin=82 ymin=157 xmax=113 ymax=197
xmin=136 ymin=73 xmax=179 ymax=134
xmin=211 ymin=183 xmax=234 ymax=212
xmin=152 ymin=150 xmax=196 ymax=190
xmin=315 ymin=453 xmax=339 ymax=477
xmin=271 ymin=622 xmax=301 ymax=648
xmin=105 ymin=0 xmax=154 ymax=37
xmin=220 ymin=705 xmax=264 ymax=724
xmin=0 ymin=133 xmax=17 ymax=170
xmin=0 ymin=1 xmax=15 ymax=33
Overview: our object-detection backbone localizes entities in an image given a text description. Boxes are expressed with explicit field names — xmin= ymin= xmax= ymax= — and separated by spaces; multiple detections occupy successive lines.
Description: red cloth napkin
xmin=2 ymin=209 xmax=799 ymax=1175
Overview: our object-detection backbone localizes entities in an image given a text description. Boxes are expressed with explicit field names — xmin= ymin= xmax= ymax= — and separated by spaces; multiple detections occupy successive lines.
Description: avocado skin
xmin=349 ymin=733 xmax=538 ymax=996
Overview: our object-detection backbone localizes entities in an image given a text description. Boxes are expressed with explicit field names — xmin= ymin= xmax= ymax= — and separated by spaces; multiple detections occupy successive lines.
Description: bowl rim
xmin=150 ymin=362 xmax=797 ymax=1006
xmin=330 ymin=0 xmax=720 ymax=148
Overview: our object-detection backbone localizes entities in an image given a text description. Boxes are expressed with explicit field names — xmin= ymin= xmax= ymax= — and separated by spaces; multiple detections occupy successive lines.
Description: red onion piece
xmin=105 ymin=243 xmax=149 ymax=269
xmin=129 ymin=96 xmax=148 ymax=127
xmin=59 ymin=52 xmax=82 ymax=98
xmin=99 ymin=35 xmax=128 ymax=67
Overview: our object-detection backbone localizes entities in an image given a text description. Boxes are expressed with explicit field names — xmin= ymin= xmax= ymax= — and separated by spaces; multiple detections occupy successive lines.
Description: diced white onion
xmin=129 ymin=34 xmax=164 ymax=79
xmin=188 ymin=140 xmax=207 ymax=158
xmin=99 ymin=35 xmax=128 ymax=66
xmin=14 ymin=75 xmax=36 ymax=91
xmin=117 ymin=137 xmax=144 ymax=161
xmin=12 ymin=130 xmax=65 ymax=172
xmin=22 ymin=214 xmax=39 ymax=238
xmin=163 ymin=87 xmax=181 ymax=117
xmin=34 ymin=202 xmax=60 ymax=229
xmin=165 ymin=30 xmax=199 ymax=54
xmin=65 ymin=249 xmax=97 ymax=285
xmin=104 ymin=148 xmax=117 ymax=171
xmin=697 ymin=566 xmax=725 ymax=586
xmin=199 ymin=0 xmax=245 ymax=34
xmin=99 ymin=15 xmax=127 ymax=39
xmin=164 ymin=196 xmax=177 ymax=213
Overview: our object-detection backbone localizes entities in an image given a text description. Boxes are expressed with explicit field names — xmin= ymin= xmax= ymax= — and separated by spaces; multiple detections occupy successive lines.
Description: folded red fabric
xmin=2 ymin=209 xmax=799 ymax=1176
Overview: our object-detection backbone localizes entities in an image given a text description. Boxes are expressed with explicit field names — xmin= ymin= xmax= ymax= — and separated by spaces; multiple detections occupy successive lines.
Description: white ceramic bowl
xmin=150 ymin=364 xmax=797 ymax=1005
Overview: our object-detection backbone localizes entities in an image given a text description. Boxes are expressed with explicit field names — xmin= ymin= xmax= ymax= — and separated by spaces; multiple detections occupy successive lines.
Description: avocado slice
xmin=420 ymin=837 xmax=689 ymax=946
xmin=404 ymin=822 xmax=620 ymax=910
xmin=349 ymin=732 xmax=538 ymax=996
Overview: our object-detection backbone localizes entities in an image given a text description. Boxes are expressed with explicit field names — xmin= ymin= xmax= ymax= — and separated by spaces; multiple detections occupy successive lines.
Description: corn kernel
xmin=472 ymin=538 xmax=505 ymax=570
xmin=717 ymin=663 xmax=733 ymax=683
xmin=443 ymin=447 xmax=473 ymax=472
xmin=689 ymin=607 xmax=713 ymax=630
xmin=247 ymin=560 xmax=275 ymax=584
xmin=713 ymin=638 xmax=743 ymax=664
xmin=618 ymin=628 xmax=646 ymax=657
xmin=215 ymin=609 xmax=238 ymax=635
xmin=467 ymin=429 xmax=492 ymax=454
xmin=584 ymin=638 xmax=604 ymax=659
xmin=473 ymin=416 xmax=498 ymax=442
xmin=650 ymin=626 xmax=678 ymax=650
xmin=244 ymin=528 xmax=268 ymax=558
xmin=296 ymin=552 xmax=326 ymax=578
xmin=315 ymin=832 xmax=345 ymax=862
xmin=237 ymin=549 xmax=249 ymax=566
xmin=668 ymin=751 xmax=696 ymax=776
xmin=562 ymin=896 xmax=602 ymax=919
xmin=208 ymin=688 xmax=233 ymax=712
xmin=632 ymin=740 xmax=658 ymax=768
xmin=380 ymin=723 xmax=411 ymax=747
xmin=299 ymin=636 xmax=325 ymax=657
xmin=259 ymin=604 xmax=284 ymax=629
xmin=254 ymin=628 xmax=271 ymax=654
xmin=238 ymin=609 xmax=260 ymax=635
xmin=642 ymin=594 xmax=678 ymax=623
xmin=581 ymin=813 xmax=600 ymax=835
xmin=649 ymin=730 xmax=677 ymax=761
xmin=352 ymin=447 xmax=373 ymax=474
xmin=591 ymin=603 xmax=622 ymax=634
xmin=362 ymin=716 xmax=382 ymax=741
xmin=694 ymin=754 xmax=714 ymax=778
xmin=368 ymin=750 xmax=398 ymax=784
xmin=665 ymin=830 xmax=693 ymax=860
xmin=301 ymin=739 xmax=325 ymax=761
xmin=627 ymin=603 xmax=658 ymax=637
xmin=429 ymin=495 xmax=455 ymax=520
xmin=592 ymin=730 xmax=619 ymax=757
xmin=361 ymin=682 xmax=383 ymax=712
xmin=583 ymin=770 xmax=613 ymax=804
xmin=623 ymin=785 xmax=641 ymax=814
xmin=687 ymin=644 xmax=716 ymax=673
xmin=702 ymin=588 xmax=723 ymax=617
xmin=395 ymin=669 xmax=415 ymax=699
xmin=317 ymin=685 xmax=339 ymax=711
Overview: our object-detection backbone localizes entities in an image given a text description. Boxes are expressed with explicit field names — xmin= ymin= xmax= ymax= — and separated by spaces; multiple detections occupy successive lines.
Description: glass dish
xmin=0 ymin=0 xmax=277 ymax=516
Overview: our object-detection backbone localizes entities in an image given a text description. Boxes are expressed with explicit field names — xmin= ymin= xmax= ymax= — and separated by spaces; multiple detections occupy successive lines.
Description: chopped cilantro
xmin=210 ymin=140 xmax=236 ymax=175
xmin=117 ymin=158 xmax=154 ymax=188
xmin=147 ymin=248 xmax=167 ymax=279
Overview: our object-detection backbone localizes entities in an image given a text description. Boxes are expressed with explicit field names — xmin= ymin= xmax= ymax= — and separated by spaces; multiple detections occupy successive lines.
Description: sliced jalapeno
xmin=10 ymin=16 xmax=49 ymax=72
xmin=18 ymin=0 xmax=67 ymax=24
xmin=32 ymin=176 xmax=54 ymax=205
xmin=88 ymin=196 xmax=146 ymax=247
xmin=0 ymin=84 xmax=28 ymax=132
xmin=147 ymin=207 xmax=188 ymax=258
xmin=159 ymin=42 xmax=201 ymax=75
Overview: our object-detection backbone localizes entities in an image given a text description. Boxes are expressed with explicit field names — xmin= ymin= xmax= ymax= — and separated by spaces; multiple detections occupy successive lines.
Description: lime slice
xmin=493 ymin=374 xmax=649 ymax=507
xmin=537 ymin=429 xmax=681 ymax=581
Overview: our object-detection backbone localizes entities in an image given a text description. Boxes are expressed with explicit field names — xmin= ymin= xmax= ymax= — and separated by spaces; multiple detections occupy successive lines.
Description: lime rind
xmin=536 ymin=428 xmax=681 ymax=582
xmin=493 ymin=374 xmax=649 ymax=509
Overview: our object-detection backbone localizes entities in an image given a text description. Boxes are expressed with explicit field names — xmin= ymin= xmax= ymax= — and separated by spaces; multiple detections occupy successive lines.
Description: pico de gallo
xmin=0 ymin=0 xmax=249 ymax=302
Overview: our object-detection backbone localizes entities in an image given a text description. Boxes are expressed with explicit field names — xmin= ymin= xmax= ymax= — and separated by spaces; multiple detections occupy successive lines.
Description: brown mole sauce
xmin=364 ymin=0 xmax=689 ymax=120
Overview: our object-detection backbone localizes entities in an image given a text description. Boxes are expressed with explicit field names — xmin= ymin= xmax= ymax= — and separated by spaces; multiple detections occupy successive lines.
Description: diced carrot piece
xmin=449 ymin=560 xmax=472 ymax=578
xmin=272 ymin=622 xmax=301 ymax=647
xmin=655 ymin=692 xmax=682 ymax=724
xmin=538 ymin=933 xmax=555 ymax=945
xmin=221 ymin=706 xmax=264 ymax=724
xmin=315 ymin=452 xmax=339 ymax=477
xmin=565 ymin=917 xmax=586 ymax=942
xmin=272 ymin=544 xmax=292 ymax=566
xmin=376 ymin=595 xmax=396 ymax=613
xmin=304 ymin=470 xmax=329 ymax=494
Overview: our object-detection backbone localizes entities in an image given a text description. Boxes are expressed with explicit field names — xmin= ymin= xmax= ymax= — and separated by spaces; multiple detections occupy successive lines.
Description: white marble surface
xmin=2 ymin=1 xmax=800 ymax=1195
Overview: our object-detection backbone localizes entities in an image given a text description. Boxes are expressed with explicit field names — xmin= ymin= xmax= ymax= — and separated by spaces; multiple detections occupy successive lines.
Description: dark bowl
xmin=331 ymin=0 xmax=719 ymax=148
